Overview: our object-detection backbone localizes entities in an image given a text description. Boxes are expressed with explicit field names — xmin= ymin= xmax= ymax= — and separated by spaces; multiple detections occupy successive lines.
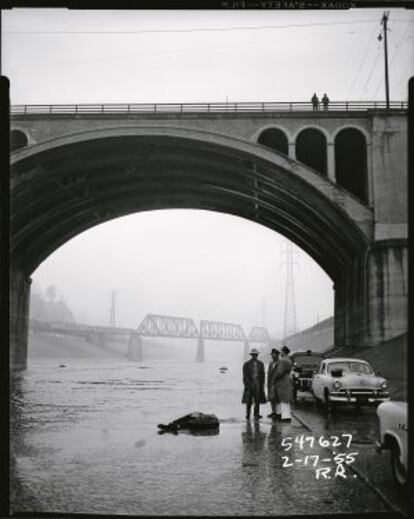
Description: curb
xmin=292 ymin=410 xmax=404 ymax=516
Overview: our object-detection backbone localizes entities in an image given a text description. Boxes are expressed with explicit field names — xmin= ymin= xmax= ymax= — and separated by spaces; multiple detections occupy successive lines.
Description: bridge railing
xmin=10 ymin=100 xmax=407 ymax=115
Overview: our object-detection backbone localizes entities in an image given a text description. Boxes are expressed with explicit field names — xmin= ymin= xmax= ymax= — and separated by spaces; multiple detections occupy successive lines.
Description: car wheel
xmin=324 ymin=389 xmax=332 ymax=413
xmin=390 ymin=442 xmax=407 ymax=489
xmin=311 ymin=389 xmax=320 ymax=406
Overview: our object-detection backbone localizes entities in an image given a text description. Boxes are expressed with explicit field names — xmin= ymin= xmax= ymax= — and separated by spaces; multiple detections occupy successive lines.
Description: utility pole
xmin=379 ymin=11 xmax=390 ymax=109
xmin=109 ymin=290 xmax=116 ymax=328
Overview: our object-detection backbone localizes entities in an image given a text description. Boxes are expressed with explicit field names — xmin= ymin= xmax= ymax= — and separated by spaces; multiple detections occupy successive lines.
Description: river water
xmin=10 ymin=358 xmax=390 ymax=516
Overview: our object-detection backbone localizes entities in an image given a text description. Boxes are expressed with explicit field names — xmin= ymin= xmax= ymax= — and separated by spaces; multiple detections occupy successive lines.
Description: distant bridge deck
xmin=10 ymin=100 xmax=407 ymax=116
xmin=30 ymin=315 xmax=272 ymax=344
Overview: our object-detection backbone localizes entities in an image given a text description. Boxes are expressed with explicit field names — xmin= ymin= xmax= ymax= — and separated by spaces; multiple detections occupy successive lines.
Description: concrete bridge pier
xmin=334 ymin=240 xmax=407 ymax=347
xmin=128 ymin=332 xmax=143 ymax=361
xmin=196 ymin=337 xmax=205 ymax=363
xmin=366 ymin=240 xmax=407 ymax=345
xmin=87 ymin=332 xmax=106 ymax=349
xmin=10 ymin=268 xmax=32 ymax=371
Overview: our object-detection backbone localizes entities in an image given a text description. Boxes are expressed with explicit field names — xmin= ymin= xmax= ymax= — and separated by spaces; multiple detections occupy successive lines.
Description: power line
xmin=347 ymin=23 xmax=379 ymax=98
xmin=4 ymin=27 xmax=367 ymax=71
xmin=360 ymin=43 xmax=383 ymax=100
xmin=4 ymin=19 xmax=381 ymax=35
xmin=372 ymin=26 xmax=411 ymax=98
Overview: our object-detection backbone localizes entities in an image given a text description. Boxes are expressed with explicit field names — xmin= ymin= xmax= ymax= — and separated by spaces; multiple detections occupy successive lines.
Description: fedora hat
xmin=249 ymin=348 xmax=260 ymax=355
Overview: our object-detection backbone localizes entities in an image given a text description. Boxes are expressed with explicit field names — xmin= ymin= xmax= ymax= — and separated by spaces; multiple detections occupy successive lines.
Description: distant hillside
xmin=28 ymin=333 xmax=127 ymax=361
xmin=275 ymin=316 xmax=334 ymax=353
xmin=28 ymin=333 xmax=203 ymax=362
xmin=324 ymin=333 xmax=407 ymax=400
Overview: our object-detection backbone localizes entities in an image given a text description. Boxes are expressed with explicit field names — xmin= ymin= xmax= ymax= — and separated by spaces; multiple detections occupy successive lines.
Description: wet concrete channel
xmin=10 ymin=359 xmax=408 ymax=516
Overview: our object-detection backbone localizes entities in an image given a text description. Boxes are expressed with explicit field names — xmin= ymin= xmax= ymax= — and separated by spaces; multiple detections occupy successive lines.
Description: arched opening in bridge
xmin=11 ymin=130 xmax=371 ymax=370
xmin=11 ymin=129 xmax=28 ymax=151
xmin=28 ymin=210 xmax=334 ymax=364
xmin=335 ymin=128 xmax=368 ymax=202
xmin=295 ymin=128 xmax=327 ymax=176
xmin=257 ymin=128 xmax=289 ymax=155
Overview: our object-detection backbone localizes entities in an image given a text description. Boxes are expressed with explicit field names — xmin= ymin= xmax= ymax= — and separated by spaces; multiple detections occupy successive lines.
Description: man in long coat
xmin=267 ymin=348 xmax=280 ymax=418
xmin=273 ymin=345 xmax=293 ymax=422
xmin=242 ymin=348 xmax=266 ymax=420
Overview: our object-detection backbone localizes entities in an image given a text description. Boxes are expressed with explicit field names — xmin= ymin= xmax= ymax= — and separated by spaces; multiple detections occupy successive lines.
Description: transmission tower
xmin=281 ymin=241 xmax=299 ymax=341
xmin=109 ymin=290 xmax=116 ymax=328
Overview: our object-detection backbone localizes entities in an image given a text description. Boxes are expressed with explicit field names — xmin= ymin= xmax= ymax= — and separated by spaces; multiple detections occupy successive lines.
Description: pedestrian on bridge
xmin=272 ymin=345 xmax=293 ymax=422
xmin=242 ymin=348 xmax=267 ymax=421
xmin=311 ymin=93 xmax=319 ymax=111
xmin=322 ymin=93 xmax=330 ymax=111
xmin=267 ymin=348 xmax=280 ymax=419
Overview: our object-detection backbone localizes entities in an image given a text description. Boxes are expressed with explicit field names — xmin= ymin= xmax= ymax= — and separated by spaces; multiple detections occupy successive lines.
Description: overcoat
xmin=273 ymin=357 xmax=293 ymax=404
xmin=267 ymin=360 xmax=279 ymax=402
xmin=241 ymin=358 xmax=267 ymax=404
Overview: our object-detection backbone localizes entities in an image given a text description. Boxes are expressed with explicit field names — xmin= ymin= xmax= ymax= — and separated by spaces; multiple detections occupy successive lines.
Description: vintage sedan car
xmin=311 ymin=357 xmax=390 ymax=408
xmin=290 ymin=350 xmax=324 ymax=402
xmin=376 ymin=401 xmax=408 ymax=489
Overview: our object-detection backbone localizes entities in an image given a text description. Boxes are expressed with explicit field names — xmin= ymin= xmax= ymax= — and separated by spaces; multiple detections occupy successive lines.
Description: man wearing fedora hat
xmin=267 ymin=348 xmax=281 ymax=419
xmin=273 ymin=345 xmax=293 ymax=421
xmin=242 ymin=348 xmax=267 ymax=420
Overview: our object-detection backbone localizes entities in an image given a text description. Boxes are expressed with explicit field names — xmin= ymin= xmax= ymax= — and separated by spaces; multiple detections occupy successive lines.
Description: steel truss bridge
xmin=29 ymin=314 xmax=271 ymax=362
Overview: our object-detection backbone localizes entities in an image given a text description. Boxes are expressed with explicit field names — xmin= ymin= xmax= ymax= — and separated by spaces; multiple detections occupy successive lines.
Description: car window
xmin=349 ymin=362 xmax=372 ymax=374
xmin=292 ymin=355 xmax=323 ymax=367
xmin=320 ymin=362 xmax=326 ymax=374
xmin=327 ymin=362 xmax=372 ymax=374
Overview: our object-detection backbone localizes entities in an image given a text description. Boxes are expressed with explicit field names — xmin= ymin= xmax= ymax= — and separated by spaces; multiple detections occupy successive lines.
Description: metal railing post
xmin=346 ymin=101 xmax=348 ymax=111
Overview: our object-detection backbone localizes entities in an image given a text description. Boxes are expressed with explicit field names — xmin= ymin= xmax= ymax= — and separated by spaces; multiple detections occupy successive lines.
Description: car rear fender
xmin=382 ymin=431 xmax=406 ymax=461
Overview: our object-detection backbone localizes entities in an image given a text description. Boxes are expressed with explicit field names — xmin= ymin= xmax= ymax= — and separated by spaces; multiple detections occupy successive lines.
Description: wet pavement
xmin=292 ymin=390 xmax=408 ymax=515
xmin=10 ymin=359 xmax=407 ymax=516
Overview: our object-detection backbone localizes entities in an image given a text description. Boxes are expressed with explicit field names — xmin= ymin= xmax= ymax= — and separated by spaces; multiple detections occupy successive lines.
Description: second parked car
xmin=311 ymin=357 xmax=390 ymax=409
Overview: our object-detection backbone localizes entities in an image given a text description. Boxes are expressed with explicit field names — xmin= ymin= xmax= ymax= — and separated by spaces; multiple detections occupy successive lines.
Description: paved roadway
xmin=291 ymin=390 xmax=408 ymax=515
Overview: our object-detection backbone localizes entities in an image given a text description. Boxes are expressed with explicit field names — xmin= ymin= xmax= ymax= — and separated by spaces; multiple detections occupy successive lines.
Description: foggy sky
xmin=4 ymin=8 xmax=412 ymax=337
xmin=31 ymin=211 xmax=334 ymax=338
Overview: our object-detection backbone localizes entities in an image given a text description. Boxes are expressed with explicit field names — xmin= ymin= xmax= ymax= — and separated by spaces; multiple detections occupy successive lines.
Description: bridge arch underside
xmin=10 ymin=132 xmax=373 ymax=368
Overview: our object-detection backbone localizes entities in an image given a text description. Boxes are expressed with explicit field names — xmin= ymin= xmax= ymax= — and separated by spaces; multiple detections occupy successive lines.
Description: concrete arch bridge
xmin=10 ymin=101 xmax=408 ymax=369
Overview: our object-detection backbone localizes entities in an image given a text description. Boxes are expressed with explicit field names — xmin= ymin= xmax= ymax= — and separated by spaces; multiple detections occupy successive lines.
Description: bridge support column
xmin=196 ymin=337 xmax=205 ymax=363
xmin=128 ymin=332 xmax=143 ymax=361
xmin=10 ymin=268 xmax=32 ymax=370
xmin=244 ymin=340 xmax=250 ymax=360
xmin=334 ymin=240 xmax=407 ymax=347
xmin=87 ymin=332 xmax=106 ymax=348
xmin=334 ymin=255 xmax=366 ymax=347
xmin=366 ymin=240 xmax=407 ymax=345
xmin=327 ymin=142 xmax=336 ymax=182
xmin=288 ymin=142 xmax=296 ymax=160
